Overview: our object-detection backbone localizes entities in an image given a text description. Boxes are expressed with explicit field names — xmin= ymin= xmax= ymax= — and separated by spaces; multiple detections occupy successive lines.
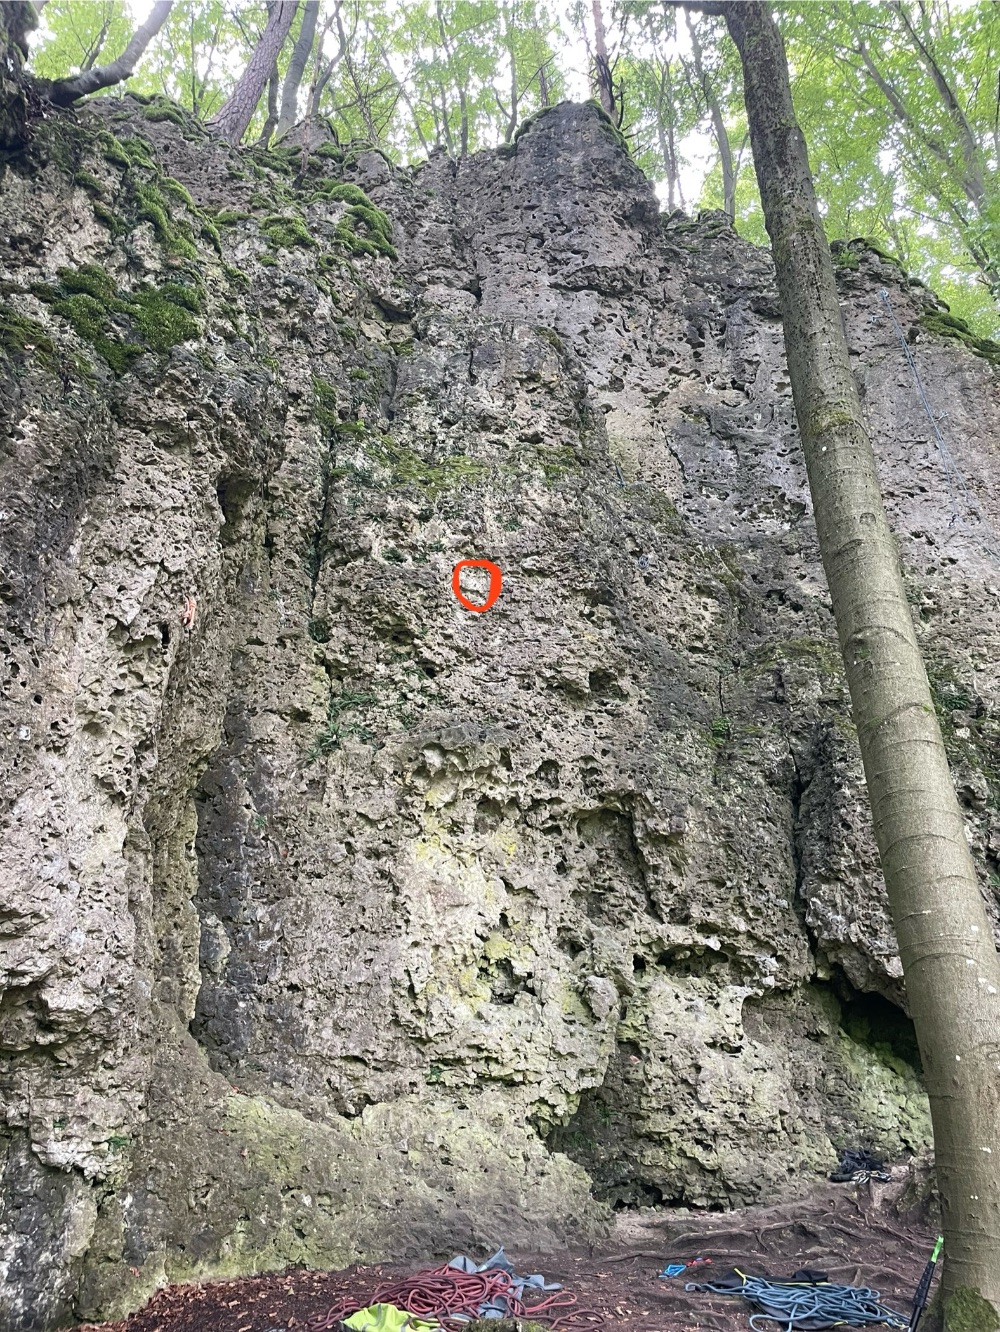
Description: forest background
xmin=24 ymin=0 xmax=1000 ymax=341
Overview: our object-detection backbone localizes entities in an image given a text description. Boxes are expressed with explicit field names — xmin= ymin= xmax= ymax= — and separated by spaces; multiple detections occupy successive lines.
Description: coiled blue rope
xmin=685 ymin=1271 xmax=910 ymax=1332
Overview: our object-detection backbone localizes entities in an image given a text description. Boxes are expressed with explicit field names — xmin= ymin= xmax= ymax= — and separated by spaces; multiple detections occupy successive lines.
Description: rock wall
xmin=2 ymin=95 xmax=1000 ymax=1330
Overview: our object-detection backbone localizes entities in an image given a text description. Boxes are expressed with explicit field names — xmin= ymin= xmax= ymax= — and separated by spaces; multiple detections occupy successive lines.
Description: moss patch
xmin=584 ymin=99 xmax=630 ymax=153
xmin=262 ymin=212 xmax=316 ymax=249
xmin=73 ymin=169 xmax=106 ymax=198
xmin=161 ymin=175 xmax=195 ymax=209
xmin=307 ymin=689 xmax=379 ymax=760
xmin=0 ymin=310 xmax=57 ymax=371
xmin=39 ymin=263 xmax=201 ymax=374
xmin=328 ymin=185 xmax=397 ymax=261
xmin=141 ymin=98 xmax=189 ymax=129
xmin=359 ymin=436 xmax=488 ymax=497
xmin=942 ymin=1287 xmax=1000 ymax=1332
xmin=87 ymin=130 xmax=216 ymax=262
xmin=133 ymin=179 xmax=198 ymax=258
xmin=312 ymin=377 xmax=340 ymax=431
xmin=919 ymin=311 xmax=1000 ymax=364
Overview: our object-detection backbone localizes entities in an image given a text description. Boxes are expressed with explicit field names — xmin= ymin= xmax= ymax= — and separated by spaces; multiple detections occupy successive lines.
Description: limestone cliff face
xmin=2 ymin=96 xmax=1000 ymax=1330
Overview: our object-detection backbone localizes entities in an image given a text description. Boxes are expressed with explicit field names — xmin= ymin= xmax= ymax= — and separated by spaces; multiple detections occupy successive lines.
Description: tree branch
xmin=80 ymin=12 xmax=112 ymax=73
xmin=48 ymin=0 xmax=173 ymax=105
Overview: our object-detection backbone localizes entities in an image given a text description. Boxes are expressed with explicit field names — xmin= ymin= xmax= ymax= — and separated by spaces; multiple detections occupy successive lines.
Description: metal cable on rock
xmin=305 ymin=1262 xmax=603 ymax=1332
xmin=686 ymin=1270 xmax=910 ymax=1332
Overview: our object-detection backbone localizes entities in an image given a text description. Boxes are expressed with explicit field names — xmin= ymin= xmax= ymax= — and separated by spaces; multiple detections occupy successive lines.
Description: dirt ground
xmin=73 ymin=1177 xmax=938 ymax=1332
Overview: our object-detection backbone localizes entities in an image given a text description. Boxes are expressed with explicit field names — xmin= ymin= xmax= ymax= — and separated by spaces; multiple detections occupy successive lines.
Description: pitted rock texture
xmin=2 ymin=97 xmax=999 ymax=1329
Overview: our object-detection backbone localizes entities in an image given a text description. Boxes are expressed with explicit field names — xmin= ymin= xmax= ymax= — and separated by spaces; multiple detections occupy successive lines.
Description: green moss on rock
xmin=131 ymin=288 xmax=199 ymax=352
xmin=919 ymin=311 xmax=1000 ymax=364
xmin=262 ymin=212 xmax=316 ymax=249
xmin=326 ymin=185 xmax=397 ymax=261
xmin=133 ymin=180 xmax=198 ymax=258
xmin=320 ymin=183 xmax=370 ymax=206
xmin=312 ymin=377 xmax=340 ymax=431
xmin=141 ymin=100 xmax=188 ymax=128
xmin=42 ymin=264 xmax=201 ymax=374
xmin=0 ymin=310 xmax=57 ymax=370
xmin=73 ymin=169 xmax=106 ymax=198
xmin=942 ymin=1287 xmax=1000 ymax=1332
xmin=360 ymin=437 xmax=488 ymax=496
xmin=92 ymin=201 xmax=127 ymax=238
xmin=161 ymin=176 xmax=195 ymax=209
xmin=584 ymin=99 xmax=630 ymax=153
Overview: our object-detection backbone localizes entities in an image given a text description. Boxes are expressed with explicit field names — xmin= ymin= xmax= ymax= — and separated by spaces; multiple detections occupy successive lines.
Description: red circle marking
xmin=452 ymin=559 xmax=503 ymax=613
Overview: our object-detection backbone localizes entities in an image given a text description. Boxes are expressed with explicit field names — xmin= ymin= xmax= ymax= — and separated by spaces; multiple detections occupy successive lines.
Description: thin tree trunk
xmin=207 ymin=0 xmax=298 ymax=147
xmin=504 ymin=9 xmax=518 ymax=143
xmin=685 ymin=9 xmax=735 ymax=221
xmin=720 ymin=4 xmax=1000 ymax=1326
xmin=656 ymin=60 xmax=681 ymax=211
xmin=592 ymin=0 xmax=615 ymax=117
xmin=80 ymin=12 xmax=112 ymax=72
xmin=845 ymin=13 xmax=1000 ymax=293
xmin=458 ymin=87 xmax=469 ymax=157
xmin=48 ymin=0 xmax=173 ymax=105
xmin=434 ymin=0 xmax=470 ymax=156
xmin=258 ymin=66 xmax=280 ymax=145
xmin=890 ymin=0 xmax=985 ymax=201
xmin=275 ymin=0 xmax=318 ymax=140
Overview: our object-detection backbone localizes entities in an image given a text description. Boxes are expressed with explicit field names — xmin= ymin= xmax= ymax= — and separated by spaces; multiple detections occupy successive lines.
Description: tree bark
xmin=258 ymin=66 xmax=280 ymax=145
xmin=206 ymin=0 xmax=298 ymax=147
xmin=0 ymin=1 xmax=35 ymax=150
xmin=275 ymin=0 xmax=318 ymax=141
xmin=719 ymin=4 xmax=1000 ymax=1326
xmin=592 ymin=0 xmax=615 ymax=118
xmin=48 ymin=0 xmax=173 ymax=106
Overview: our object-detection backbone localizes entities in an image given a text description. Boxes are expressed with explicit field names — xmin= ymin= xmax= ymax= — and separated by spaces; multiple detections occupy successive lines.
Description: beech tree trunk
xmin=719 ymin=3 xmax=1000 ymax=1325
xmin=275 ymin=0 xmax=318 ymax=141
xmin=48 ymin=0 xmax=173 ymax=106
xmin=207 ymin=0 xmax=298 ymax=147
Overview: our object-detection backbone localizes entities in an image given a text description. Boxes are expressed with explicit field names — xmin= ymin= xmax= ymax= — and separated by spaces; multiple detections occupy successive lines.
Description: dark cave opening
xmin=830 ymin=967 xmax=923 ymax=1074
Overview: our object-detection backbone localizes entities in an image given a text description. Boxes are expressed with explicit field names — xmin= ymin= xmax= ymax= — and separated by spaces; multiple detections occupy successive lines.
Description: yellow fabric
xmin=343 ymin=1303 xmax=439 ymax=1332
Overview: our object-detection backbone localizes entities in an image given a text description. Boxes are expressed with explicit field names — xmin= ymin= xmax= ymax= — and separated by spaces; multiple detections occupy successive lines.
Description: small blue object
xmin=659 ymin=1264 xmax=688 ymax=1280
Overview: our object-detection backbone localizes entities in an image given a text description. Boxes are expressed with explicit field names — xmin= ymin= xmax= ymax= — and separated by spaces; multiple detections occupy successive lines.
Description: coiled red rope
xmin=304 ymin=1261 xmax=604 ymax=1331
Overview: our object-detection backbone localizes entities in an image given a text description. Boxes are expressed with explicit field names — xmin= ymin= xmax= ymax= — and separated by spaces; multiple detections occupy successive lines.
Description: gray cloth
xmin=446 ymin=1248 xmax=561 ymax=1319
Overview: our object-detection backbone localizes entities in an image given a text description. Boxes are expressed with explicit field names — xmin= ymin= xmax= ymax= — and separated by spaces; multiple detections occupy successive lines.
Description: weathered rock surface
xmin=2 ymin=96 xmax=999 ymax=1330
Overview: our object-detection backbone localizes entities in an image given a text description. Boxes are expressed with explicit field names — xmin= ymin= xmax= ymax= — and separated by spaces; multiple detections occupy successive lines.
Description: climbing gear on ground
xmin=447 ymin=1246 xmax=562 ymax=1310
xmin=830 ymin=1147 xmax=891 ymax=1184
xmin=659 ymin=1257 xmax=712 ymax=1279
xmin=343 ymin=1305 xmax=439 ymax=1332
xmin=304 ymin=1253 xmax=601 ymax=1331
xmin=685 ymin=1266 xmax=910 ymax=1331
xmin=908 ymin=1236 xmax=943 ymax=1332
